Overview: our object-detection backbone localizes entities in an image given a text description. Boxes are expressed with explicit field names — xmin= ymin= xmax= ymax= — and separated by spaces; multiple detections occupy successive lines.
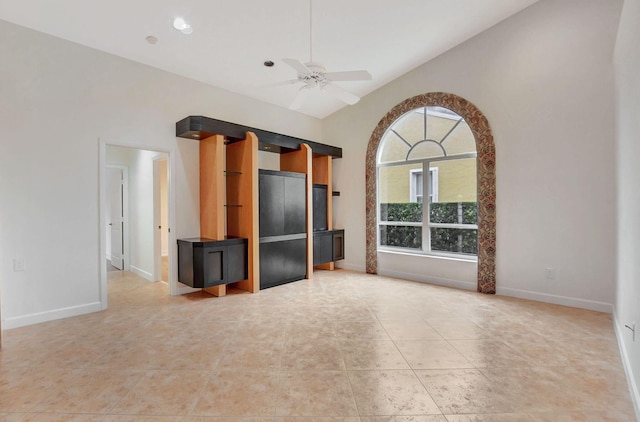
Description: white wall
xmin=0 ymin=19 xmax=321 ymax=329
xmin=614 ymin=0 xmax=640 ymax=415
xmin=127 ymin=149 xmax=160 ymax=280
xmin=323 ymin=0 xmax=622 ymax=311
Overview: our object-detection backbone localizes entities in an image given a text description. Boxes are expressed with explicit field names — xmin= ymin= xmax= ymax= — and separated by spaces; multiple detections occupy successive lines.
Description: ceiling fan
xmin=279 ymin=0 xmax=372 ymax=110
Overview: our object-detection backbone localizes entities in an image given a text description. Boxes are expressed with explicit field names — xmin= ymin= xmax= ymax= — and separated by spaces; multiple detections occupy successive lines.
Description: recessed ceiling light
xmin=173 ymin=17 xmax=193 ymax=34
xmin=146 ymin=35 xmax=158 ymax=45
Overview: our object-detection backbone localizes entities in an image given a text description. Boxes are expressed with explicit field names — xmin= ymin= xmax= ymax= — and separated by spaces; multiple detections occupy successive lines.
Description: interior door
xmin=108 ymin=167 xmax=124 ymax=270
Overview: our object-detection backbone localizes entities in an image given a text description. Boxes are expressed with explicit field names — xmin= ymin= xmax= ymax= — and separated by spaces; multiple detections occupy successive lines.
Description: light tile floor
xmin=0 ymin=269 xmax=636 ymax=421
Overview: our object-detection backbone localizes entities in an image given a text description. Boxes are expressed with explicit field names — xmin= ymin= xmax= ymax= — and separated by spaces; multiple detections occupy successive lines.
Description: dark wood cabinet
xmin=313 ymin=231 xmax=333 ymax=266
xmin=259 ymin=170 xmax=306 ymax=237
xmin=313 ymin=184 xmax=328 ymax=231
xmin=332 ymin=229 xmax=345 ymax=261
xmin=259 ymin=169 xmax=307 ymax=289
xmin=177 ymin=237 xmax=248 ymax=288
xmin=313 ymin=229 xmax=345 ymax=266
xmin=259 ymin=237 xmax=307 ymax=289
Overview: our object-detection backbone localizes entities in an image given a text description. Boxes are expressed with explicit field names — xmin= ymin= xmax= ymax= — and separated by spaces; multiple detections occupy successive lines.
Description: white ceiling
xmin=0 ymin=0 xmax=538 ymax=119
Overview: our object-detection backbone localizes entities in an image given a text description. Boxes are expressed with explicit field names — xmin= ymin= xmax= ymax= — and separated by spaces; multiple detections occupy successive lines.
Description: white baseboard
xmin=378 ymin=268 xmax=476 ymax=291
xmin=2 ymin=301 xmax=102 ymax=330
xmin=497 ymin=286 xmax=613 ymax=313
xmin=613 ymin=309 xmax=640 ymax=421
xmin=130 ymin=265 xmax=153 ymax=281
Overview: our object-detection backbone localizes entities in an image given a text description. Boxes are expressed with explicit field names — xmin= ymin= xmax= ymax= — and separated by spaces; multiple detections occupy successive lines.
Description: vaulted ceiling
xmin=0 ymin=0 xmax=539 ymax=118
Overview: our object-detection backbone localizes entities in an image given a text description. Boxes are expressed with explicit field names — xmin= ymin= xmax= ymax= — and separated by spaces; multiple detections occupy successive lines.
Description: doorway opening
xmin=100 ymin=143 xmax=174 ymax=309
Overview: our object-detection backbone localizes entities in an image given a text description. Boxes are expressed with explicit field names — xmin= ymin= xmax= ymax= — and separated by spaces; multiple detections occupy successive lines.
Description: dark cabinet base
xmin=259 ymin=237 xmax=307 ymax=290
xmin=178 ymin=237 xmax=248 ymax=289
xmin=313 ymin=229 xmax=345 ymax=266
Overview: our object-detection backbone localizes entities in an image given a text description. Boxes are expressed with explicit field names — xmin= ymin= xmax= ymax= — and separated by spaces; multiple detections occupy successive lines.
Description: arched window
xmin=377 ymin=106 xmax=477 ymax=256
xmin=365 ymin=93 xmax=496 ymax=293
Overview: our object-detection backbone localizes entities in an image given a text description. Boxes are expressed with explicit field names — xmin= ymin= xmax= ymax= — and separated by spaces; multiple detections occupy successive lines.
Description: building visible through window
xmin=377 ymin=106 xmax=477 ymax=256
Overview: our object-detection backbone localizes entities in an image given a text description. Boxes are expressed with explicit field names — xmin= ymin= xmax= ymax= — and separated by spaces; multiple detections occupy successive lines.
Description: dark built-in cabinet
xmin=313 ymin=229 xmax=345 ymax=266
xmin=312 ymin=183 xmax=345 ymax=266
xmin=178 ymin=237 xmax=248 ymax=288
xmin=313 ymin=184 xmax=328 ymax=231
xmin=175 ymin=116 xmax=345 ymax=296
xmin=259 ymin=170 xmax=306 ymax=237
xmin=259 ymin=169 xmax=307 ymax=289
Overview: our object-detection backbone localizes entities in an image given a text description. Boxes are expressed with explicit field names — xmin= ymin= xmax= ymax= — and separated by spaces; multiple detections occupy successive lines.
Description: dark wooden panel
xmin=226 ymin=243 xmax=248 ymax=284
xmin=259 ymin=172 xmax=285 ymax=237
xmin=284 ymin=175 xmax=306 ymax=235
xmin=332 ymin=229 xmax=345 ymax=261
xmin=313 ymin=231 xmax=333 ymax=266
xmin=313 ymin=184 xmax=328 ymax=231
xmin=203 ymin=246 xmax=225 ymax=287
xmin=176 ymin=116 xmax=342 ymax=158
xmin=259 ymin=238 xmax=307 ymax=289
xmin=177 ymin=238 xmax=248 ymax=288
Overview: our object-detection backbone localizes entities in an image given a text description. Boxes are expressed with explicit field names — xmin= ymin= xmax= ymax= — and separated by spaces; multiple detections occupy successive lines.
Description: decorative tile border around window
xmin=365 ymin=92 xmax=496 ymax=294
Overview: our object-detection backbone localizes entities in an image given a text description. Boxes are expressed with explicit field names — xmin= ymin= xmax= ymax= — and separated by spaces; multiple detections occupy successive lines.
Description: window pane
xmin=443 ymin=120 xmax=476 ymax=155
xmin=378 ymin=131 xmax=410 ymax=163
xmin=431 ymin=157 xmax=477 ymax=203
xmin=379 ymin=164 xmax=423 ymax=222
xmin=380 ymin=203 xmax=422 ymax=222
xmin=406 ymin=141 xmax=445 ymax=160
xmin=380 ymin=225 xmax=422 ymax=249
xmin=431 ymin=228 xmax=477 ymax=255
xmin=392 ymin=110 xmax=424 ymax=144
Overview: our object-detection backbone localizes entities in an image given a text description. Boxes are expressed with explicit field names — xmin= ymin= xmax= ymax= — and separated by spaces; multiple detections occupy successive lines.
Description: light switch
xmin=13 ymin=258 xmax=25 ymax=272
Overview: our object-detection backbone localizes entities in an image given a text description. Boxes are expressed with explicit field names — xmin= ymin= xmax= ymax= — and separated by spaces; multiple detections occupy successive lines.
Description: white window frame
xmin=378 ymin=153 xmax=477 ymax=258
xmin=409 ymin=168 xmax=438 ymax=203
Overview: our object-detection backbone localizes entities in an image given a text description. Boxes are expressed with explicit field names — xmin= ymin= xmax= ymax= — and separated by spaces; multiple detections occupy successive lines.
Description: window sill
xmin=378 ymin=248 xmax=478 ymax=263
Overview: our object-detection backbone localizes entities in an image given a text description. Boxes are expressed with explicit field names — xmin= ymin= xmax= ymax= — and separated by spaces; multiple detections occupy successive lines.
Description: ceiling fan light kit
xmin=279 ymin=0 xmax=372 ymax=110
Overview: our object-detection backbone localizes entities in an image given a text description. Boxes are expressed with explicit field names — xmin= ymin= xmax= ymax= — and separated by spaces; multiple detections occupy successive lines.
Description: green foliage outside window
xmin=379 ymin=202 xmax=477 ymax=254
xmin=430 ymin=202 xmax=477 ymax=224
xmin=379 ymin=202 xmax=422 ymax=222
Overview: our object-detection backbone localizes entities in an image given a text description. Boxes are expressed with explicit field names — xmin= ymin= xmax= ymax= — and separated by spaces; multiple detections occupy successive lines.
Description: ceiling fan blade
xmin=289 ymin=86 xmax=310 ymax=110
xmin=283 ymin=58 xmax=311 ymax=75
xmin=266 ymin=79 xmax=303 ymax=88
xmin=322 ymin=82 xmax=361 ymax=105
xmin=324 ymin=70 xmax=372 ymax=82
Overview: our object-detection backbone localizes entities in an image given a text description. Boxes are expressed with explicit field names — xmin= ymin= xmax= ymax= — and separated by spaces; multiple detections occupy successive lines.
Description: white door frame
xmin=152 ymin=155 xmax=168 ymax=283
xmin=106 ymin=164 xmax=130 ymax=271
xmin=99 ymin=139 xmax=178 ymax=310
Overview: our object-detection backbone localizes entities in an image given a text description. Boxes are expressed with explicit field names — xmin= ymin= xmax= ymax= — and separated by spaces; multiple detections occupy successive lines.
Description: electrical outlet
xmin=545 ymin=267 xmax=555 ymax=280
xmin=13 ymin=258 xmax=25 ymax=272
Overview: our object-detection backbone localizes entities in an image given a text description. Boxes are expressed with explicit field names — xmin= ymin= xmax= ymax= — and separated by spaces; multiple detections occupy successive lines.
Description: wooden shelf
xmin=177 ymin=115 xmax=343 ymax=296
xmin=176 ymin=116 xmax=342 ymax=158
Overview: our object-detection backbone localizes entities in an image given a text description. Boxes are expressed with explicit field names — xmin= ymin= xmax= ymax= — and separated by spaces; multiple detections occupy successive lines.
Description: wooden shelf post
xmin=280 ymin=144 xmax=313 ymax=279
xmin=226 ymin=132 xmax=259 ymax=293
xmin=313 ymin=155 xmax=335 ymax=271
xmin=199 ymin=134 xmax=226 ymax=296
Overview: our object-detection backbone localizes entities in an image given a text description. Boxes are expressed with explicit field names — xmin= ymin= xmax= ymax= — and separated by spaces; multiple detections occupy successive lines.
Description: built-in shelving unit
xmin=176 ymin=116 xmax=343 ymax=296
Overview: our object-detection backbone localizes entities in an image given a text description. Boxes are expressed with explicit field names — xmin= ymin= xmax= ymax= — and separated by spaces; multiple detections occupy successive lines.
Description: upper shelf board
xmin=176 ymin=116 xmax=342 ymax=158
